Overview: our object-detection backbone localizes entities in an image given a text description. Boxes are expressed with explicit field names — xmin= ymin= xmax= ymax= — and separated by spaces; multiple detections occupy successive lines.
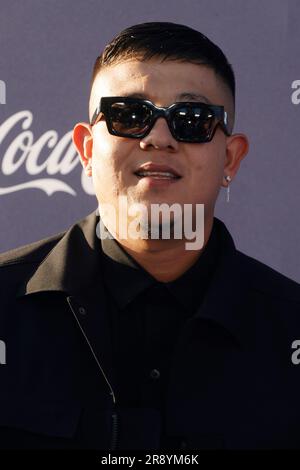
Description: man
xmin=0 ymin=22 xmax=300 ymax=450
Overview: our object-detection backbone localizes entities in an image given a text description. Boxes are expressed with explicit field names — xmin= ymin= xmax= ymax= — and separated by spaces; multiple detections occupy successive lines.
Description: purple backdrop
xmin=0 ymin=0 xmax=299 ymax=282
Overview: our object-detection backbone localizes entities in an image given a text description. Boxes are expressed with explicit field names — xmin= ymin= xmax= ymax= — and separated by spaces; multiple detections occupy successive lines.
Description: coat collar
xmin=17 ymin=209 xmax=253 ymax=346
xmin=17 ymin=209 xmax=102 ymax=298
xmin=192 ymin=228 xmax=253 ymax=348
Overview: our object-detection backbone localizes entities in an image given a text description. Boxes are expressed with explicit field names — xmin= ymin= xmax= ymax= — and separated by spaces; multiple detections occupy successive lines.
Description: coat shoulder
xmin=0 ymin=232 xmax=65 ymax=269
xmin=236 ymin=249 xmax=300 ymax=303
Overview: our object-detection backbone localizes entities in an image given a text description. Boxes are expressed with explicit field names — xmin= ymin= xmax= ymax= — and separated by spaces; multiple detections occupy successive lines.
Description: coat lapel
xmin=17 ymin=209 xmax=117 ymax=397
xmin=172 ymin=217 xmax=253 ymax=348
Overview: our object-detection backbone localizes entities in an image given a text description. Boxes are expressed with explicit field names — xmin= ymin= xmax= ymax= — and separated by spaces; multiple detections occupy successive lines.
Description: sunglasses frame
xmin=90 ymin=96 xmax=231 ymax=143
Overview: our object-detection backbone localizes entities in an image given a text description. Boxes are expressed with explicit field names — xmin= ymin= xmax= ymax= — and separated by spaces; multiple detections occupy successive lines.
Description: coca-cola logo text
xmin=0 ymin=111 xmax=94 ymax=196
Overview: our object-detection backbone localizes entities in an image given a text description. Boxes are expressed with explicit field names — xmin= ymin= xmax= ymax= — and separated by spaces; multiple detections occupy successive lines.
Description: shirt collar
xmin=165 ymin=221 xmax=220 ymax=311
xmin=101 ymin=217 xmax=221 ymax=311
xmin=101 ymin=229 xmax=154 ymax=309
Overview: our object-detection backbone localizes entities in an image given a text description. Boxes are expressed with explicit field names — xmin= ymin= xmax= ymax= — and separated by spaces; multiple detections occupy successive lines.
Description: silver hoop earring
xmin=225 ymin=175 xmax=231 ymax=203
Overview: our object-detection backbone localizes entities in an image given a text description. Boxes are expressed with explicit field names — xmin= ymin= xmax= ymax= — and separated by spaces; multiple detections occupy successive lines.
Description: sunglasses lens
xmin=172 ymin=105 xmax=215 ymax=142
xmin=101 ymin=99 xmax=222 ymax=142
xmin=109 ymin=101 xmax=152 ymax=135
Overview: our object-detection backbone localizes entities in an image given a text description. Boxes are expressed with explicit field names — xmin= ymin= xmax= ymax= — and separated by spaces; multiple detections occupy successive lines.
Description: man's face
xmin=83 ymin=59 xmax=237 ymax=235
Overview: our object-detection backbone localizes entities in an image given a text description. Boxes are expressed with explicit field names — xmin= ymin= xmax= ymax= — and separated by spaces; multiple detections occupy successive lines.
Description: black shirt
xmin=100 ymin=218 xmax=221 ymax=447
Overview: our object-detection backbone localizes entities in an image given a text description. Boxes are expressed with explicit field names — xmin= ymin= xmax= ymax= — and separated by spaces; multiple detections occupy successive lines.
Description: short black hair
xmin=90 ymin=21 xmax=235 ymax=105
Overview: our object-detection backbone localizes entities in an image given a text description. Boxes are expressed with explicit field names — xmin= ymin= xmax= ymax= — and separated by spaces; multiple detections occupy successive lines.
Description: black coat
xmin=0 ymin=210 xmax=300 ymax=450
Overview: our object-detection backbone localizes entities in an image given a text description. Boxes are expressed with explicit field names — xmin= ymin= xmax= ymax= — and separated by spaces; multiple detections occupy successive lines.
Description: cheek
xmin=91 ymin=132 xmax=132 ymax=199
xmin=93 ymin=130 xmax=115 ymax=164
xmin=203 ymin=155 xmax=224 ymax=183
xmin=187 ymin=146 xmax=225 ymax=194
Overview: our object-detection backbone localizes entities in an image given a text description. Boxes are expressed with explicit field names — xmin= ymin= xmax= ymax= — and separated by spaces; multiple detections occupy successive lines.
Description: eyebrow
xmin=124 ymin=92 xmax=212 ymax=104
xmin=177 ymin=93 xmax=212 ymax=104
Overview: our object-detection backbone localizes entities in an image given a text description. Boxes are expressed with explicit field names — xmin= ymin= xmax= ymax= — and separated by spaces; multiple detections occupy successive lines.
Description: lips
xmin=134 ymin=163 xmax=182 ymax=179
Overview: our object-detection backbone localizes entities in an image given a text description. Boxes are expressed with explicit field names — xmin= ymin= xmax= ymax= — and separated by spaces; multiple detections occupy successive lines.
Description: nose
xmin=139 ymin=117 xmax=179 ymax=152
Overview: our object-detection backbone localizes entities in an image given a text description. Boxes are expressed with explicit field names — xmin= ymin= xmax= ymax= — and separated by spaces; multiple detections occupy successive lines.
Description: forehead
xmin=89 ymin=59 xmax=228 ymax=114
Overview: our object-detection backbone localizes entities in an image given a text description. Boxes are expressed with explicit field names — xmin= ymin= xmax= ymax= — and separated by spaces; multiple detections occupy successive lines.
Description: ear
xmin=222 ymin=133 xmax=249 ymax=187
xmin=72 ymin=122 xmax=94 ymax=177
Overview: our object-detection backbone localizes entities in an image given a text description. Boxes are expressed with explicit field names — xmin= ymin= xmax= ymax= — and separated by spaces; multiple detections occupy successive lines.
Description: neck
xmin=113 ymin=216 xmax=214 ymax=282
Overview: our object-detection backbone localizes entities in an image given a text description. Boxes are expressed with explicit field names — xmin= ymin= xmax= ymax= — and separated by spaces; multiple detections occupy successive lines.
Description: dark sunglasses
xmin=90 ymin=96 xmax=230 ymax=143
